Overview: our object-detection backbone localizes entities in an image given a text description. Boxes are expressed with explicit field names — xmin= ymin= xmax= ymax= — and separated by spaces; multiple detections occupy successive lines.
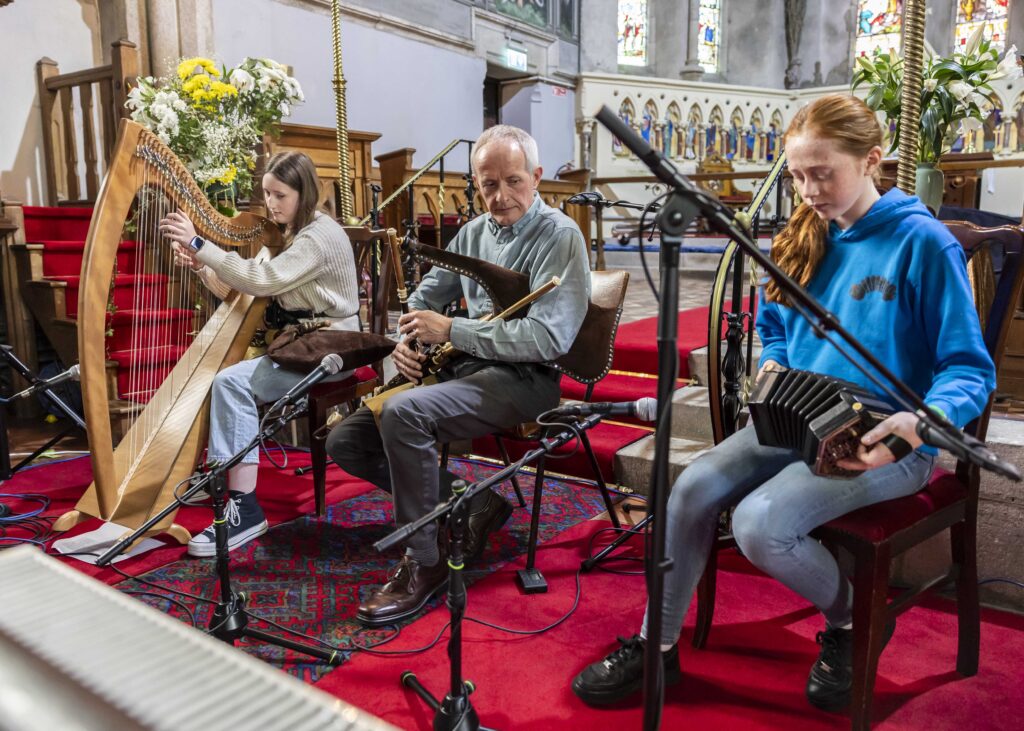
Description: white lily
xmin=958 ymin=116 xmax=984 ymax=135
xmin=990 ymin=45 xmax=1022 ymax=80
xmin=229 ymin=68 xmax=255 ymax=92
xmin=924 ymin=78 xmax=937 ymax=92
xmin=949 ymin=80 xmax=973 ymax=101
xmin=965 ymin=24 xmax=985 ymax=57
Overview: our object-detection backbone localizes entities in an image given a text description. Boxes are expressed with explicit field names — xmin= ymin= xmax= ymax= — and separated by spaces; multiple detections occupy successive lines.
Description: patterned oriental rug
xmin=119 ymin=458 xmax=614 ymax=683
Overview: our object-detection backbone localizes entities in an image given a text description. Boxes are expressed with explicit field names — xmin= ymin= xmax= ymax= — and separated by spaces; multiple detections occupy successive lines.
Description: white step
xmin=613 ymin=433 xmax=714 ymax=497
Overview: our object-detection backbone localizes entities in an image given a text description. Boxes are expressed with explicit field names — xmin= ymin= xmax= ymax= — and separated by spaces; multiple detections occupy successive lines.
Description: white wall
xmin=0 ymin=0 xmax=100 ymax=205
xmin=212 ymin=0 xmax=486 ymax=169
xmin=501 ymin=81 xmax=576 ymax=175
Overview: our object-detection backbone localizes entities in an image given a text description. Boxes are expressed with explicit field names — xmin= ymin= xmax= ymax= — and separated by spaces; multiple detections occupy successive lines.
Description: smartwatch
xmin=188 ymin=235 xmax=205 ymax=252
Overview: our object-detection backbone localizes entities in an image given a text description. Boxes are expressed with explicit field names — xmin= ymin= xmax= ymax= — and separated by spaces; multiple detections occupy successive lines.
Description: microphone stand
xmin=94 ymin=400 xmax=340 ymax=666
xmin=566 ymin=194 xmax=661 ymax=270
xmin=0 ymin=345 xmax=86 ymax=480
xmin=594 ymin=103 xmax=1021 ymax=731
xmin=376 ymin=413 xmax=605 ymax=731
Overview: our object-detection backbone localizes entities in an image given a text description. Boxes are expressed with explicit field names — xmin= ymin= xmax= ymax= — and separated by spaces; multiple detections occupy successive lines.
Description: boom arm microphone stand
xmin=0 ymin=345 xmax=86 ymax=481
xmin=595 ymin=103 xmax=1021 ymax=731
xmin=375 ymin=413 xmax=606 ymax=731
xmin=94 ymin=400 xmax=341 ymax=666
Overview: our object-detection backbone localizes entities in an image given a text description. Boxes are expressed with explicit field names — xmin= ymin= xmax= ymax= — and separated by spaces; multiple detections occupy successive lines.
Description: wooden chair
xmin=492 ymin=269 xmax=630 ymax=592
xmin=692 ymin=222 xmax=1024 ymax=730
xmin=306 ymin=226 xmax=396 ymax=516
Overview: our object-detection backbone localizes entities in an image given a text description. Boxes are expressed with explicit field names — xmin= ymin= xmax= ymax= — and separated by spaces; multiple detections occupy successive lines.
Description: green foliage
xmin=851 ymin=29 xmax=1020 ymax=163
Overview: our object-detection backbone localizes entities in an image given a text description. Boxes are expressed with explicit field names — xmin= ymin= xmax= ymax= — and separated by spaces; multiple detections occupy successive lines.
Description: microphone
xmin=7 ymin=364 xmax=81 ymax=401
xmin=549 ymin=397 xmax=658 ymax=422
xmin=566 ymin=191 xmax=611 ymax=207
xmin=273 ymin=353 xmax=345 ymax=408
xmin=916 ymin=418 xmax=1021 ymax=481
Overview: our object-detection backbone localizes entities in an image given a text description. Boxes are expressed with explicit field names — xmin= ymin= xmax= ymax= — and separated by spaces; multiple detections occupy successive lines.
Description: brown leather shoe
xmin=461 ymin=488 xmax=514 ymax=562
xmin=357 ymin=553 xmax=449 ymax=627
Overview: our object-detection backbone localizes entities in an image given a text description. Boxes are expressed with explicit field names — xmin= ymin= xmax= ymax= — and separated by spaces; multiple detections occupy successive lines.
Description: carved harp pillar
xmin=54 ymin=120 xmax=282 ymax=541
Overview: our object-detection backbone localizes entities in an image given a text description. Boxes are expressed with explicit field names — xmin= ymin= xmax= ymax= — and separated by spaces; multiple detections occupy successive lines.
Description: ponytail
xmin=764 ymin=203 xmax=828 ymax=305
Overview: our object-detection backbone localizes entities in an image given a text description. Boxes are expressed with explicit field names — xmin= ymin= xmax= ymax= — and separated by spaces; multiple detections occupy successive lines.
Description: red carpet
xmin=315 ymin=520 xmax=1024 ymax=730
xmin=1 ymin=450 xmax=375 ymax=585
xmin=612 ymin=298 xmax=752 ymax=378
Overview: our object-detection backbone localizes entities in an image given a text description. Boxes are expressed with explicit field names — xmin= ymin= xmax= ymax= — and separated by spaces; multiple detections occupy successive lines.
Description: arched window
xmin=955 ymin=0 xmax=1010 ymax=55
xmin=618 ymin=1 xmax=649 ymax=66
xmin=854 ymin=0 xmax=903 ymax=59
xmin=698 ymin=0 xmax=722 ymax=72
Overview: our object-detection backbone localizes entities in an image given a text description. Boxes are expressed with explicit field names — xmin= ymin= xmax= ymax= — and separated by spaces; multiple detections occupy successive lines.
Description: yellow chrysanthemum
xmin=217 ymin=166 xmax=238 ymax=185
xmin=209 ymin=80 xmax=239 ymax=98
xmin=177 ymin=57 xmax=220 ymax=81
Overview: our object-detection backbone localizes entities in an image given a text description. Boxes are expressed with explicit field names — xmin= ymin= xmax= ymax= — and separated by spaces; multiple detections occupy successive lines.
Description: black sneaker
xmin=187 ymin=490 xmax=268 ymax=558
xmin=806 ymin=620 xmax=896 ymax=712
xmin=572 ymin=635 xmax=681 ymax=706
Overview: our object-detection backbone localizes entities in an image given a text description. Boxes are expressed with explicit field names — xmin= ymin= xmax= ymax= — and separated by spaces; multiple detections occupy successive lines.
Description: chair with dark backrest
xmin=487 ymin=269 xmax=630 ymax=590
xmin=305 ymin=226 xmax=396 ymax=516
xmin=691 ymin=221 xmax=1024 ymax=730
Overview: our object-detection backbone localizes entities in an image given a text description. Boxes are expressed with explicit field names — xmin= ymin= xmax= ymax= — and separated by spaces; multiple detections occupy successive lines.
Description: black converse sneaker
xmin=572 ymin=635 xmax=682 ymax=706
xmin=806 ymin=620 xmax=896 ymax=712
xmin=187 ymin=490 xmax=268 ymax=558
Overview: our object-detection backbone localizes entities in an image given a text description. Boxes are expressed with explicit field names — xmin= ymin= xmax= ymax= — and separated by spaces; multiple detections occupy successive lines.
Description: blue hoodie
xmin=757 ymin=188 xmax=995 ymax=430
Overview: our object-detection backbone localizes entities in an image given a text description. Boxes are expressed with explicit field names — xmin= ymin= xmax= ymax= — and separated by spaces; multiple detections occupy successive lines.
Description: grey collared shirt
xmin=407 ymin=194 xmax=590 ymax=363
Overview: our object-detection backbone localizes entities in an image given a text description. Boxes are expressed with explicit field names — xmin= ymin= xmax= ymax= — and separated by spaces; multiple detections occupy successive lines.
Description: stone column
xmin=652 ymin=0 xmax=687 ymax=78
xmin=579 ymin=0 xmax=619 ymax=73
xmin=1010 ymin=0 xmax=1024 ymax=54
xmin=578 ymin=117 xmax=595 ymax=170
xmin=680 ymin=0 xmax=705 ymax=80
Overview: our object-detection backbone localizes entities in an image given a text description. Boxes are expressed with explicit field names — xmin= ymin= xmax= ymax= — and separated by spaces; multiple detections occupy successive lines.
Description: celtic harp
xmin=53 ymin=120 xmax=282 ymax=542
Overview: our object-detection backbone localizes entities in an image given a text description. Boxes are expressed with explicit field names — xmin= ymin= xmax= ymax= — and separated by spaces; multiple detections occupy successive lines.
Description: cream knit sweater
xmin=196 ymin=212 xmax=360 ymax=330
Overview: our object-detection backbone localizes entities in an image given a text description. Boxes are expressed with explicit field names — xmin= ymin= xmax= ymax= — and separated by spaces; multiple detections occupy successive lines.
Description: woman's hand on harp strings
xmin=170 ymin=241 xmax=203 ymax=272
xmin=393 ymin=339 xmax=428 ymax=383
xmin=398 ymin=310 xmax=452 ymax=345
xmin=836 ymin=411 xmax=924 ymax=472
xmin=160 ymin=212 xmax=204 ymax=272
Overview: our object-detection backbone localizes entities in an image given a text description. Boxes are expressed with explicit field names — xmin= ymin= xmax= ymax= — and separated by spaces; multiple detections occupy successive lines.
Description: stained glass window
xmin=698 ymin=0 xmax=722 ymax=72
xmin=494 ymin=0 xmax=548 ymax=29
xmin=618 ymin=1 xmax=648 ymax=66
xmin=855 ymin=0 xmax=903 ymax=59
xmin=955 ymin=0 xmax=1009 ymax=55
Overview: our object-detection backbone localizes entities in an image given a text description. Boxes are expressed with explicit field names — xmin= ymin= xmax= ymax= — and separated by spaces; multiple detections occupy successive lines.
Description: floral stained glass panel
xmin=955 ymin=0 xmax=1009 ymax=55
xmin=855 ymin=0 xmax=903 ymax=59
xmin=618 ymin=1 xmax=648 ymax=66
xmin=698 ymin=0 xmax=721 ymax=73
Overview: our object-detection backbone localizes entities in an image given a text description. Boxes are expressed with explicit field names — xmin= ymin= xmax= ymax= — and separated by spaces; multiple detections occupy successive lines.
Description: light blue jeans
xmin=642 ymin=425 xmax=936 ymax=646
xmin=207 ymin=355 xmax=351 ymax=465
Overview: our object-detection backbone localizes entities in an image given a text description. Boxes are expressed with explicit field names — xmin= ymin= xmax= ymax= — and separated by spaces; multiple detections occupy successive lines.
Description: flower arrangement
xmin=851 ymin=27 xmax=1021 ymax=163
xmin=126 ymin=57 xmax=304 ymax=211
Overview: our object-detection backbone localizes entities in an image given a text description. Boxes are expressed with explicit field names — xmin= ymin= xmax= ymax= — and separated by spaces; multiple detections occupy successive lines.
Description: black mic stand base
xmin=204 ymin=468 xmax=342 ymax=666
xmin=397 ymin=481 xmax=496 ymax=731
xmin=516 ymin=567 xmax=548 ymax=594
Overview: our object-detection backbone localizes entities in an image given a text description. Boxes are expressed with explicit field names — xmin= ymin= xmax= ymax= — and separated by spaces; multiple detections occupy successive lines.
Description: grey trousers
xmin=325 ymin=361 xmax=562 ymax=552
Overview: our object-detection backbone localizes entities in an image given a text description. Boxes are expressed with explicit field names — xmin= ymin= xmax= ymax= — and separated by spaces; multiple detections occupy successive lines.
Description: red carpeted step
xmin=612 ymin=298 xmax=752 ymax=378
xmin=37 ymin=240 xmax=138 ymax=277
xmin=23 ymin=205 xmax=93 ymax=241
xmin=107 ymin=308 xmax=196 ymax=352
xmin=108 ymin=344 xmax=189 ymax=401
xmin=471 ymin=420 xmax=650 ymax=483
xmin=47 ymin=273 xmax=169 ymax=318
